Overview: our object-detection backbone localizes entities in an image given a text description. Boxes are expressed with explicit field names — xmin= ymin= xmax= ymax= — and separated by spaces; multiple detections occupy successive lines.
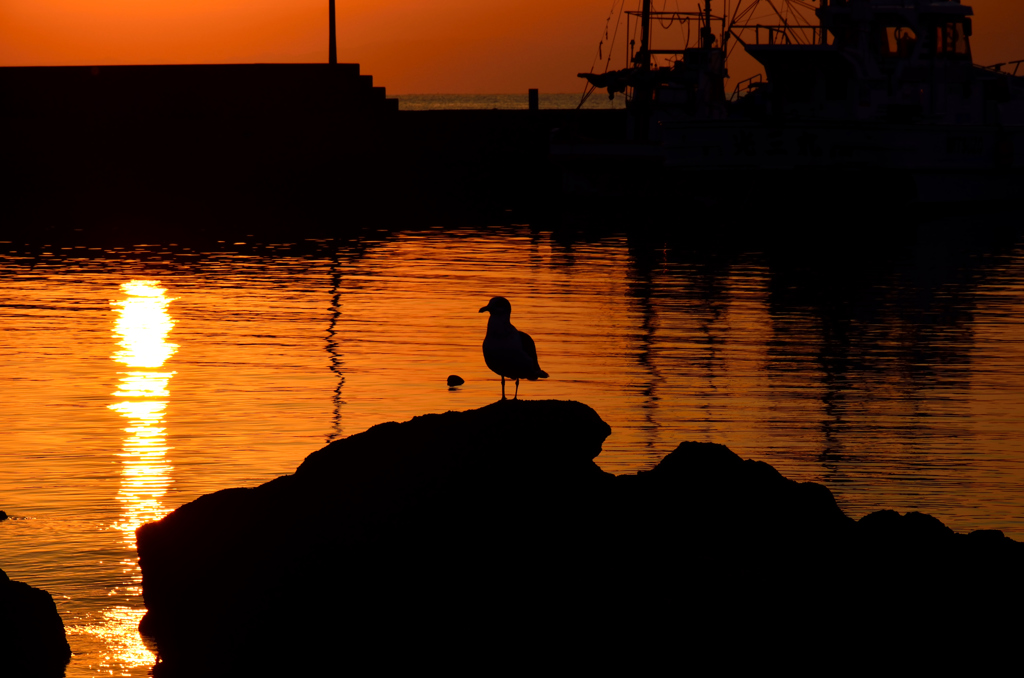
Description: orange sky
xmin=1 ymin=1 xmax=1021 ymax=94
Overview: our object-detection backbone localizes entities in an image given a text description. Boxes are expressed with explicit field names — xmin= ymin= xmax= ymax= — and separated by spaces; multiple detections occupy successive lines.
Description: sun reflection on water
xmin=98 ymin=279 xmax=179 ymax=670
xmin=67 ymin=606 xmax=155 ymax=676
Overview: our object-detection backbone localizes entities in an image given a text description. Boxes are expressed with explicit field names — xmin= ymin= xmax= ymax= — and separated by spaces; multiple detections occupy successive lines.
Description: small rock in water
xmin=0 ymin=566 xmax=72 ymax=675
xmin=447 ymin=375 xmax=465 ymax=387
xmin=0 ymin=510 xmax=7 ymax=521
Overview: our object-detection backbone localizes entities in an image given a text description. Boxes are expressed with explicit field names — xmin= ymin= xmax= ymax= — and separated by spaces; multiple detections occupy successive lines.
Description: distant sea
xmin=6 ymin=219 xmax=1024 ymax=676
xmin=393 ymin=92 xmax=627 ymax=111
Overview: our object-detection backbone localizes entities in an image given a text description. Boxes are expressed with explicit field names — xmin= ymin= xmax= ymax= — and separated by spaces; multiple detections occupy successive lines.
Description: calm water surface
xmin=2 ymin=222 xmax=1024 ymax=676
xmin=395 ymin=92 xmax=626 ymax=110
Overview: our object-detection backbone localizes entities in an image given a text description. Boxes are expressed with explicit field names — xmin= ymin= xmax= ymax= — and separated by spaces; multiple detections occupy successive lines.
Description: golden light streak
xmin=103 ymin=279 xmax=178 ymax=670
xmin=111 ymin=280 xmax=178 ymax=368
xmin=113 ymin=373 xmax=175 ymax=399
xmin=67 ymin=606 xmax=156 ymax=674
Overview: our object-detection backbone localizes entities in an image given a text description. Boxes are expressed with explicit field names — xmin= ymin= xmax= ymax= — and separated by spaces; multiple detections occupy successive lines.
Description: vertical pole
xmin=820 ymin=0 xmax=829 ymax=46
xmin=633 ymin=0 xmax=653 ymax=141
xmin=528 ymin=89 xmax=539 ymax=112
xmin=639 ymin=0 xmax=652 ymax=70
xmin=329 ymin=0 xmax=338 ymax=65
xmin=703 ymin=0 xmax=713 ymax=49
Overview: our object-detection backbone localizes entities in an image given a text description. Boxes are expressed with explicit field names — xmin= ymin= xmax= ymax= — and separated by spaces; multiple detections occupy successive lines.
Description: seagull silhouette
xmin=479 ymin=296 xmax=549 ymax=400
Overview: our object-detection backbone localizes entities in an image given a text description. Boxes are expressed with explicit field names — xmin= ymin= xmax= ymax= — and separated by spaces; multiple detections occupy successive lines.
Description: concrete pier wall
xmin=0 ymin=64 xmax=624 ymax=236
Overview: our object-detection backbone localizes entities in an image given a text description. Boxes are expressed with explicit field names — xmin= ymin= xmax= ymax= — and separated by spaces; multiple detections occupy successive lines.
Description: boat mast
xmin=702 ymin=0 xmax=713 ymax=49
xmin=820 ymin=0 xmax=828 ymax=46
xmin=631 ymin=0 xmax=654 ymax=139
xmin=638 ymin=0 xmax=652 ymax=73
xmin=329 ymin=0 xmax=338 ymax=65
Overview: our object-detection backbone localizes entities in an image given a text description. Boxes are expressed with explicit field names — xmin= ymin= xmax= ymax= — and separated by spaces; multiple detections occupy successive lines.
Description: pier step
xmin=0 ymin=64 xmax=395 ymax=119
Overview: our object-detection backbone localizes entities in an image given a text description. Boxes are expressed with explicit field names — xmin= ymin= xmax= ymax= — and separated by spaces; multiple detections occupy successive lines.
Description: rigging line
xmin=578 ymin=81 xmax=597 ymax=110
xmin=728 ymin=0 xmax=758 ymax=59
xmin=763 ymin=0 xmax=793 ymax=44
xmin=781 ymin=0 xmax=796 ymax=44
xmin=774 ymin=0 xmax=811 ymax=34
xmin=590 ymin=0 xmax=623 ymax=75
xmin=754 ymin=0 xmax=778 ymax=23
xmin=794 ymin=0 xmax=811 ymax=44
xmin=723 ymin=0 xmax=729 ymax=46
xmin=605 ymin=0 xmax=626 ymax=72
xmin=731 ymin=0 xmax=744 ymax=24
xmin=673 ymin=0 xmax=685 ymax=46
xmin=658 ymin=0 xmax=673 ymax=30
xmin=793 ymin=0 xmax=819 ymax=34
xmin=785 ymin=0 xmax=814 ymax=37
xmin=783 ymin=0 xmax=812 ymax=46
xmin=629 ymin=1 xmax=642 ymax=68
xmin=734 ymin=0 xmax=760 ymax=25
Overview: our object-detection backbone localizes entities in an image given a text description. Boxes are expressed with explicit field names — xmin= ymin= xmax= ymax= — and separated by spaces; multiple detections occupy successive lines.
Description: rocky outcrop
xmin=138 ymin=400 xmax=613 ymax=675
xmin=137 ymin=400 xmax=1024 ymax=676
xmin=0 ymin=568 xmax=72 ymax=678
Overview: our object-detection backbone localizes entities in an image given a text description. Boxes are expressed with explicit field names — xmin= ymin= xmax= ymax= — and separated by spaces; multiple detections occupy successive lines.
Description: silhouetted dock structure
xmin=0 ymin=64 xmax=622 ymax=238
xmin=0 ymin=64 xmax=396 ymax=118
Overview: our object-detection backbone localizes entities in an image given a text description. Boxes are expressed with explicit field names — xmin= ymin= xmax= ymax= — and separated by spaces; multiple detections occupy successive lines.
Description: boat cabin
xmin=737 ymin=0 xmax=1019 ymax=125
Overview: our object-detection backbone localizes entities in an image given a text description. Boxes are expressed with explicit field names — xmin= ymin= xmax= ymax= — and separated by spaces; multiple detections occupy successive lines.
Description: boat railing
xmin=983 ymin=59 xmax=1024 ymax=77
xmin=730 ymin=73 xmax=764 ymax=102
xmin=625 ymin=10 xmax=729 ymax=62
xmin=730 ymin=24 xmax=824 ymax=47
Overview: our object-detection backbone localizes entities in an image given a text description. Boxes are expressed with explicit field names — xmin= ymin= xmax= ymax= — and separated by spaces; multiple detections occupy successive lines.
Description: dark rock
xmin=967 ymin=528 xmax=1009 ymax=543
xmin=0 ymin=510 xmax=7 ymax=521
xmin=629 ymin=441 xmax=853 ymax=537
xmin=137 ymin=401 xmax=1024 ymax=676
xmin=446 ymin=374 xmax=464 ymax=387
xmin=139 ymin=400 xmax=613 ymax=675
xmin=0 ymin=567 xmax=72 ymax=678
xmin=858 ymin=508 xmax=956 ymax=542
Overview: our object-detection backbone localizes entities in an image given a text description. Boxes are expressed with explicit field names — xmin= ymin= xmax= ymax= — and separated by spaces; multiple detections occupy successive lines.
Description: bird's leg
xmin=501 ymin=375 xmax=506 ymax=400
xmin=514 ymin=378 xmax=520 ymax=400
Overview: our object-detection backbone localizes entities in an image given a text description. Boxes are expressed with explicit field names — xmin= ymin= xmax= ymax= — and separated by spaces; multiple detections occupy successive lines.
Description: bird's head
xmin=479 ymin=296 xmax=512 ymax=316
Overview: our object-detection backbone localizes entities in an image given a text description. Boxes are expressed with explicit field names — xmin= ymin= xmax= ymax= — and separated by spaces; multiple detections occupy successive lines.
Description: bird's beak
xmin=479 ymin=304 xmax=489 ymax=313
